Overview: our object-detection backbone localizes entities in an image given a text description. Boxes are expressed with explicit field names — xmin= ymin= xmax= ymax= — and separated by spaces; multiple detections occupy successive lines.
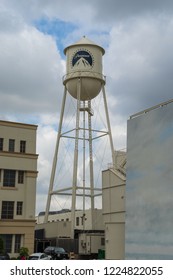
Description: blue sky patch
xmin=34 ymin=18 xmax=77 ymax=57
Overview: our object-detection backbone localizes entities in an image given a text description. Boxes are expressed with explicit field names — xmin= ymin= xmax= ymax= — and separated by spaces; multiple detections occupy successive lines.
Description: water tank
xmin=63 ymin=36 xmax=105 ymax=101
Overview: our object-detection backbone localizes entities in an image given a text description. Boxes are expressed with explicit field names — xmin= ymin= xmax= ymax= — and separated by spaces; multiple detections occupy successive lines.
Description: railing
xmin=62 ymin=71 xmax=106 ymax=84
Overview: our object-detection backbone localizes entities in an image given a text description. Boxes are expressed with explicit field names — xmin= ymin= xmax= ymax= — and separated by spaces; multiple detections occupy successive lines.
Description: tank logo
xmin=72 ymin=50 xmax=93 ymax=68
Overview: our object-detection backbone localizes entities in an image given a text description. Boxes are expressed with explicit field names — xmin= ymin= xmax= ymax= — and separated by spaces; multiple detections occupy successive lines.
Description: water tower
xmin=44 ymin=36 xmax=115 ymax=238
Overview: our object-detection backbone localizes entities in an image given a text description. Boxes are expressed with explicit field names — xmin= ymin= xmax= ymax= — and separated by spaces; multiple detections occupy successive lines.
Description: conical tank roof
xmin=64 ymin=36 xmax=105 ymax=55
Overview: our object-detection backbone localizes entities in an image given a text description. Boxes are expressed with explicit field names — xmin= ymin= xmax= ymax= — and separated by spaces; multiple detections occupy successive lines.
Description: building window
xmin=76 ymin=217 xmax=79 ymax=226
xmin=18 ymin=171 xmax=24 ymax=184
xmin=1 ymin=201 xmax=14 ymax=219
xmin=101 ymin=237 xmax=105 ymax=246
xmin=3 ymin=169 xmax=16 ymax=187
xmin=9 ymin=139 xmax=15 ymax=152
xmin=0 ymin=234 xmax=13 ymax=253
xmin=14 ymin=235 xmax=22 ymax=253
xmin=0 ymin=138 xmax=3 ymax=151
xmin=16 ymin=201 xmax=23 ymax=215
xmin=20 ymin=140 xmax=26 ymax=153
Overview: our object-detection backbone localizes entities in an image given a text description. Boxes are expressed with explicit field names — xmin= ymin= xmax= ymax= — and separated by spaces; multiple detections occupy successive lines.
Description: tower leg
xmin=88 ymin=100 xmax=95 ymax=229
xmin=44 ymin=88 xmax=67 ymax=223
xmin=71 ymin=78 xmax=81 ymax=238
xmin=82 ymin=101 xmax=86 ymax=231
xmin=102 ymin=85 xmax=116 ymax=168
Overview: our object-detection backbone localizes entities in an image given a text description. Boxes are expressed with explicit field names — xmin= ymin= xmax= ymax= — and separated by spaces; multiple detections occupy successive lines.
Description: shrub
xmin=18 ymin=247 xmax=29 ymax=259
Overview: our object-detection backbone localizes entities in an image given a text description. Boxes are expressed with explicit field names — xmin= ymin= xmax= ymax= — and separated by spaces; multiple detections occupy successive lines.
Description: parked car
xmin=28 ymin=253 xmax=51 ymax=260
xmin=0 ymin=252 xmax=10 ymax=260
xmin=44 ymin=246 xmax=55 ymax=255
xmin=44 ymin=246 xmax=69 ymax=260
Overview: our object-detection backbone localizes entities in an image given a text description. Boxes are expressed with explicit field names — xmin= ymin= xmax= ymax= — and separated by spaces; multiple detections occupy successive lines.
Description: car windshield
xmin=55 ymin=248 xmax=65 ymax=253
xmin=45 ymin=247 xmax=54 ymax=251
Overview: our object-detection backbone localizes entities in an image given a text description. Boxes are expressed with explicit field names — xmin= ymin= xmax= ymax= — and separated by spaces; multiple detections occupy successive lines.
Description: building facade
xmin=36 ymin=208 xmax=104 ymax=232
xmin=102 ymin=150 xmax=126 ymax=259
xmin=0 ymin=120 xmax=38 ymax=257
xmin=35 ymin=209 xmax=104 ymax=257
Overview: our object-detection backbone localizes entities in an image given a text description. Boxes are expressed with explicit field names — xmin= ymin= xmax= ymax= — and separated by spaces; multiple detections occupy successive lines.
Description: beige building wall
xmin=102 ymin=151 xmax=126 ymax=260
xmin=36 ymin=208 xmax=104 ymax=232
xmin=0 ymin=120 xmax=38 ymax=257
xmin=36 ymin=220 xmax=71 ymax=239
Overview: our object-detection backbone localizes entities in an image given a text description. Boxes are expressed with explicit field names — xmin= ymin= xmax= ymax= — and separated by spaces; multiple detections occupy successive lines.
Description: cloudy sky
xmin=1 ymin=0 xmax=173 ymax=214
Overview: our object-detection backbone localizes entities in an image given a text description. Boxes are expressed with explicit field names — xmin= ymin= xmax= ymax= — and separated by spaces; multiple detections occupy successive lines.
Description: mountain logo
xmin=72 ymin=50 xmax=93 ymax=68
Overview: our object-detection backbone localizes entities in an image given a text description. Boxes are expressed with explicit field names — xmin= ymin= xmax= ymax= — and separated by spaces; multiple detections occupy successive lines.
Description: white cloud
xmin=0 ymin=24 xmax=65 ymax=114
xmin=104 ymin=15 xmax=173 ymax=121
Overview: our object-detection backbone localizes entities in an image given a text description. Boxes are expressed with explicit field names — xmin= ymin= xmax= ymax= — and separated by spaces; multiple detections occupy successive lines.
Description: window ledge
xmin=0 ymin=186 xmax=18 ymax=190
